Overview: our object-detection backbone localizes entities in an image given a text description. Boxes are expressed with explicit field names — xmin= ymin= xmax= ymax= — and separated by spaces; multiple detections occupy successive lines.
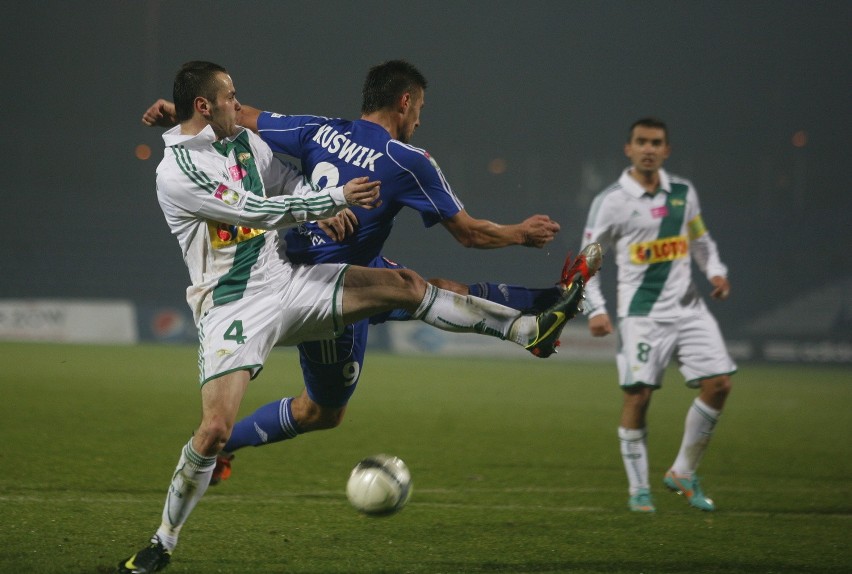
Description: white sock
xmin=413 ymin=284 xmax=533 ymax=345
xmin=619 ymin=426 xmax=649 ymax=495
xmin=670 ymin=398 xmax=721 ymax=477
xmin=155 ymin=439 xmax=217 ymax=551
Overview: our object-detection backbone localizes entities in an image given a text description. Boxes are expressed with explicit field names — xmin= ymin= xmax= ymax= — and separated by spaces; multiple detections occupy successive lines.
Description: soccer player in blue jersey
xmin=120 ymin=59 xmax=595 ymax=574
xmin=141 ymin=60 xmax=601 ymax=488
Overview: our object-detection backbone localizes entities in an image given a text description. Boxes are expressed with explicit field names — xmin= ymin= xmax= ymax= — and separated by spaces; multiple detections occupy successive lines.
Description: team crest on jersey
xmin=630 ymin=235 xmax=688 ymax=264
xmin=237 ymin=152 xmax=252 ymax=165
xmin=214 ymin=185 xmax=241 ymax=206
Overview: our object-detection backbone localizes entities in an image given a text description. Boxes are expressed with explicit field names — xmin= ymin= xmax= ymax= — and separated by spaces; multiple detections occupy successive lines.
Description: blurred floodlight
xmin=135 ymin=144 xmax=152 ymax=160
xmin=488 ymin=157 xmax=507 ymax=175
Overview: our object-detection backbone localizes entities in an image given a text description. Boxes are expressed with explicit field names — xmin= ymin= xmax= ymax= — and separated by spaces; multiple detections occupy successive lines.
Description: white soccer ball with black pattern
xmin=346 ymin=454 xmax=412 ymax=516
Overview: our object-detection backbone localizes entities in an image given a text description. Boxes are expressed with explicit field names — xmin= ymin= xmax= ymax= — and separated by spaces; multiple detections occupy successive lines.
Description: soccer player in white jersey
xmin=141 ymin=61 xmax=602 ymax=492
xmin=580 ymin=117 xmax=736 ymax=513
xmin=117 ymin=61 xmax=587 ymax=574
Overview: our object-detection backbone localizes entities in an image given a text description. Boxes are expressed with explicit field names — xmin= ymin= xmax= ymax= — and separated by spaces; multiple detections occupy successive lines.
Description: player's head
xmin=362 ymin=60 xmax=427 ymax=144
xmin=625 ymin=117 xmax=671 ymax=174
xmin=173 ymin=61 xmax=241 ymax=138
xmin=362 ymin=60 xmax=427 ymax=113
xmin=628 ymin=117 xmax=669 ymax=144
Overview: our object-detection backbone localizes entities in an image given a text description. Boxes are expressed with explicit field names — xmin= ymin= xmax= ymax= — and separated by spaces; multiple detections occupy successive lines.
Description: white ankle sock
xmin=619 ymin=426 xmax=649 ymax=495
xmin=414 ymin=284 xmax=530 ymax=344
xmin=155 ymin=439 xmax=216 ymax=551
xmin=670 ymin=398 xmax=720 ymax=476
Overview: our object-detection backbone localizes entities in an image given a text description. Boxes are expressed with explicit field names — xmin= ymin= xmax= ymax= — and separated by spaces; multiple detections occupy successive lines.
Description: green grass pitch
xmin=0 ymin=342 xmax=849 ymax=573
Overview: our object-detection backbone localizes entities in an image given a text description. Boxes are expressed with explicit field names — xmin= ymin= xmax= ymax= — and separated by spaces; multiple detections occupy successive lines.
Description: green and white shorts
xmin=196 ymin=262 xmax=348 ymax=385
xmin=616 ymin=308 xmax=736 ymax=389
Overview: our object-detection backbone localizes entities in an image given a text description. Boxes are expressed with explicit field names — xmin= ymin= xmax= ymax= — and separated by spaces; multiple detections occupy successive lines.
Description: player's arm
xmin=581 ymin=194 xmax=616 ymax=337
xmin=142 ymin=99 xmax=177 ymax=127
xmin=236 ymin=105 xmax=262 ymax=132
xmin=141 ymin=99 xmax=263 ymax=133
xmin=709 ymin=275 xmax=730 ymax=300
xmin=160 ymin=147 xmax=379 ymax=232
xmin=189 ymin=176 xmax=378 ymax=230
xmin=588 ymin=313 xmax=613 ymax=337
xmin=316 ymin=208 xmax=360 ymax=242
xmin=440 ymin=210 xmax=560 ymax=249
xmin=685 ymin=188 xmax=729 ymax=301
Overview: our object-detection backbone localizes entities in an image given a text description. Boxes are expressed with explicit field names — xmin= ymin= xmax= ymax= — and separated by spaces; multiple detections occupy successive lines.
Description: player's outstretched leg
xmin=525 ymin=243 xmax=603 ymax=358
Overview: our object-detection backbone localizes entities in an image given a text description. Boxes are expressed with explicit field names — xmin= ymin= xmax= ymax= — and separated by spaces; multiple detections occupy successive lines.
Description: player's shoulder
xmin=264 ymin=112 xmax=333 ymax=124
xmin=260 ymin=112 xmax=337 ymax=136
xmin=593 ymin=180 xmax=626 ymax=204
xmin=387 ymin=140 xmax=439 ymax=170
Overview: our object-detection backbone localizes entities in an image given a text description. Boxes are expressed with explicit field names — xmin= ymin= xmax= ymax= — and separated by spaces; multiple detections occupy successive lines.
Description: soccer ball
xmin=345 ymin=454 xmax=412 ymax=516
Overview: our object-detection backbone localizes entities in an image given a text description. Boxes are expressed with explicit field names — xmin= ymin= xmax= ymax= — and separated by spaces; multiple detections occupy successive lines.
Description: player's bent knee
xmin=195 ymin=418 xmax=232 ymax=455
xmin=395 ymin=268 xmax=425 ymax=289
xmin=706 ymin=374 xmax=732 ymax=396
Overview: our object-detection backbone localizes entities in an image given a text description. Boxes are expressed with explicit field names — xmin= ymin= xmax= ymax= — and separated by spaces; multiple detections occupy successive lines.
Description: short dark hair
xmin=628 ymin=117 xmax=669 ymax=143
xmin=173 ymin=61 xmax=228 ymax=122
xmin=361 ymin=60 xmax=427 ymax=114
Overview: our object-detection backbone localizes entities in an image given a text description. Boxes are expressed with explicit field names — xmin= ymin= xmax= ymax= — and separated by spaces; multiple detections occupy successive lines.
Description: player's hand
xmin=710 ymin=276 xmax=730 ymax=300
xmin=342 ymin=176 xmax=382 ymax=209
xmin=317 ymin=209 xmax=359 ymax=242
xmin=142 ymin=99 xmax=178 ymax=127
xmin=588 ymin=313 xmax=613 ymax=337
xmin=520 ymin=215 xmax=560 ymax=248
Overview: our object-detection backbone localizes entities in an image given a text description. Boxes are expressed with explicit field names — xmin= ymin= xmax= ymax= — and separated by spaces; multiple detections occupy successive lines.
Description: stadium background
xmin=3 ymin=1 xmax=850 ymax=362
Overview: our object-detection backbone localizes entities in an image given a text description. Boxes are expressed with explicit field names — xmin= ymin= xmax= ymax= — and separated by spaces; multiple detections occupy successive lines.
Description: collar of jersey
xmin=162 ymin=124 xmax=247 ymax=149
xmin=618 ymin=167 xmax=671 ymax=198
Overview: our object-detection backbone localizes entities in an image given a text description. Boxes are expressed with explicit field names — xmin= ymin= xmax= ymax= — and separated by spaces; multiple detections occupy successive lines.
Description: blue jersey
xmin=257 ymin=113 xmax=464 ymax=265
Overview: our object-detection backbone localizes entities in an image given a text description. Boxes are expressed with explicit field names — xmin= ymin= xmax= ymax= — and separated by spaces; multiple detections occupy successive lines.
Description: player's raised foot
xmin=663 ymin=470 xmax=715 ymax=511
xmin=628 ymin=488 xmax=656 ymax=513
xmin=117 ymin=535 xmax=171 ymax=573
xmin=209 ymin=452 xmax=234 ymax=486
xmin=525 ymin=276 xmax=585 ymax=358
xmin=559 ymin=242 xmax=603 ymax=291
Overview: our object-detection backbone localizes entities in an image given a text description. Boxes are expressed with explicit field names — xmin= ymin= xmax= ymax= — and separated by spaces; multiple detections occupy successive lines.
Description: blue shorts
xmin=298 ymin=256 xmax=407 ymax=407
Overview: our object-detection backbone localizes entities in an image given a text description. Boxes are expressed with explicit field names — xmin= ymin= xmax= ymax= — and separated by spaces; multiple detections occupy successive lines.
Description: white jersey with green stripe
xmin=581 ymin=168 xmax=727 ymax=320
xmin=156 ymin=124 xmax=349 ymax=323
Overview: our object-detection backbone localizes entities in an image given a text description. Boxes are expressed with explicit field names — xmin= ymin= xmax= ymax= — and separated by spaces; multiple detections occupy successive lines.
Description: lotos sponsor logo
xmin=630 ymin=235 xmax=688 ymax=264
xmin=209 ymin=221 xmax=264 ymax=248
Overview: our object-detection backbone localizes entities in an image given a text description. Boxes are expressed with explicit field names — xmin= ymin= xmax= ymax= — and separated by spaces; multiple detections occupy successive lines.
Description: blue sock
xmin=468 ymin=283 xmax=562 ymax=314
xmin=223 ymin=397 xmax=302 ymax=452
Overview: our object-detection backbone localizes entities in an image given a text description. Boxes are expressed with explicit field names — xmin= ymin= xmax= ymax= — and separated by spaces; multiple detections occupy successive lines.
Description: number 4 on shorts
xmin=224 ymin=320 xmax=247 ymax=344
